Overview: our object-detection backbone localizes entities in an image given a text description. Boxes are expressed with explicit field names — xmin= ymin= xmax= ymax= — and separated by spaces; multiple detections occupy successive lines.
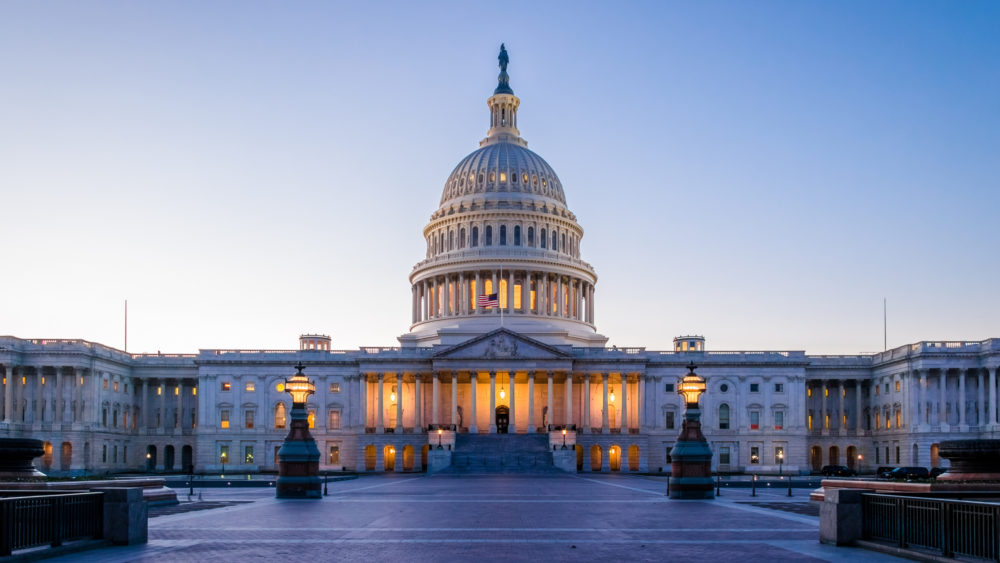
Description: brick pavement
xmin=48 ymin=474 xmax=912 ymax=563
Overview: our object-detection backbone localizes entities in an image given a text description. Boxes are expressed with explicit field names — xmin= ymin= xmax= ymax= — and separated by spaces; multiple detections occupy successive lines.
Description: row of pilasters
xmin=411 ymin=269 xmax=595 ymax=325
xmin=358 ymin=371 xmax=642 ymax=434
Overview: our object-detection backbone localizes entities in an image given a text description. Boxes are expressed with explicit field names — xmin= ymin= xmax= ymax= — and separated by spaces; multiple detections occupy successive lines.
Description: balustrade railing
xmin=862 ymin=493 xmax=1000 ymax=561
xmin=0 ymin=492 xmax=104 ymax=556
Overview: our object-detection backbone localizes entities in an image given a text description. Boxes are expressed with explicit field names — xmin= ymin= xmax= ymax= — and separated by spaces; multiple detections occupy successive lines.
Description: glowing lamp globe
xmin=500 ymin=387 xmax=506 ymax=400
xmin=284 ymin=363 xmax=316 ymax=405
xmin=677 ymin=363 xmax=706 ymax=406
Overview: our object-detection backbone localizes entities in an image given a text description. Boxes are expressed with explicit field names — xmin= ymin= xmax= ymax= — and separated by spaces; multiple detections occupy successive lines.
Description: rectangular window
xmin=774 ymin=446 xmax=784 ymax=465
xmin=750 ymin=446 xmax=760 ymax=464
xmin=885 ymin=447 xmax=889 ymax=464
xmin=885 ymin=383 xmax=889 ymax=394
xmin=665 ymin=444 xmax=673 ymax=464
xmin=193 ymin=387 xmax=197 ymax=395
xmin=665 ymin=383 xmax=674 ymax=392
xmin=221 ymin=382 xmax=231 ymax=392
xmin=750 ymin=411 xmax=759 ymax=430
xmin=876 ymin=447 xmax=880 ymax=464
xmin=808 ymin=414 xmax=813 ymax=430
xmin=470 ymin=280 xmax=477 ymax=310
xmin=221 ymin=410 xmax=230 ymax=429
xmin=245 ymin=446 xmax=254 ymax=464
xmin=895 ymin=381 xmax=900 ymax=392
xmin=245 ymin=382 xmax=255 ymax=392
xmin=245 ymin=410 xmax=254 ymax=429
xmin=875 ymin=386 xmax=880 ymax=395
xmin=750 ymin=383 xmax=759 ymax=393
xmin=825 ymin=388 xmax=829 ymax=397
xmin=774 ymin=411 xmax=784 ymax=430
xmin=103 ymin=379 xmax=108 ymax=389
xmin=329 ymin=411 xmax=341 ymax=429
xmin=220 ymin=445 xmax=229 ymax=464
xmin=102 ymin=409 xmax=108 ymax=426
xmin=329 ymin=446 xmax=340 ymax=464
xmin=308 ymin=410 xmax=316 ymax=429
xmin=808 ymin=388 xmax=812 ymax=397
xmin=530 ymin=287 xmax=536 ymax=311
xmin=114 ymin=445 xmax=118 ymax=463
xmin=825 ymin=414 xmax=830 ymax=429
xmin=174 ymin=386 xmax=179 ymax=395
xmin=500 ymin=279 xmax=508 ymax=309
xmin=719 ymin=407 xmax=730 ymax=430
xmin=774 ymin=383 xmax=783 ymax=393
xmin=514 ymin=284 xmax=522 ymax=309
xmin=895 ymin=446 xmax=900 ymax=464
xmin=330 ymin=383 xmax=341 ymax=393
xmin=124 ymin=383 xmax=128 ymax=394
xmin=102 ymin=444 xmax=107 ymax=463
xmin=665 ymin=411 xmax=675 ymax=430
xmin=157 ymin=387 xmax=162 ymax=395
xmin=719 ymin=447 xmax=731 ymax=465
xmin=114 ymin=381 xmax=119 ymax=392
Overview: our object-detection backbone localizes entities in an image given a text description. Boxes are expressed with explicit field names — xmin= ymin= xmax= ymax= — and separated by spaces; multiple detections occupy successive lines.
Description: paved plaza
xmin=46 ymin=475 xmax=913 ymax=563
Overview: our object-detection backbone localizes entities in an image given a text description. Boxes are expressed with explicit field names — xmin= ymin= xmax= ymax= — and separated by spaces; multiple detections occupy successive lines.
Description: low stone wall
xmin=0 ymin=477 xmax=177 ymax=506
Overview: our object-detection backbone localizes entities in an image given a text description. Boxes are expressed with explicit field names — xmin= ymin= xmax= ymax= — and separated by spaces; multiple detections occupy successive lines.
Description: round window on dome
xmin=500 ymin=171 xmax=506 ymax=182
xmin=489 ymin=172 xmax=495 ymax=183
xmin=478 ymin=173 xmax=484 ymax=183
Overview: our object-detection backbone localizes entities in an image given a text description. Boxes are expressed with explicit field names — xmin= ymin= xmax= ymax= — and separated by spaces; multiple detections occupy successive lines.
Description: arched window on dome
xmin=449 ymin=231 xmax=454 ymax=251
xmin=472 ymin=226 xmax=479 ymax=247
xmin=527 ymin=226 xmax=534 ymax=247
xmin=540 ymin=228 xmax=547 ymax=249
xmin=552 ymin=231 xmax=558 ymax=251
xmin=561 ymin=233 xmax=566 ymax=253
xmin=485 ymin=225 xmax=493 ymax=246
xmin=459 ymin=228 xmax=466 ymax=249
xmin=514 ymin=226 xmax=521 ymax=246
xmin=499 ymin=225 xmax=507 ymax=246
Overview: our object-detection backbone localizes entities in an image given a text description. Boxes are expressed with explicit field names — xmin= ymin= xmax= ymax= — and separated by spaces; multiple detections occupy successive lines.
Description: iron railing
xmin=862 ymin=493 xmax=1000 ymax=561
xmin=0 ymin=491 xmax=104 ymax=556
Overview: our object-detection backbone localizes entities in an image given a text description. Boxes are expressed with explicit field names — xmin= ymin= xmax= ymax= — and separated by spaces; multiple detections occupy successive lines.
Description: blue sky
xmin=1 ymin=2 xmax=997 ymax=354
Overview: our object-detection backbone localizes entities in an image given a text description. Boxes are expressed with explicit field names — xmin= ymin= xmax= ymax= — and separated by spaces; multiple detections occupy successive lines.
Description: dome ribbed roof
xmin=439 ymin=141 xmax=566 ymax=207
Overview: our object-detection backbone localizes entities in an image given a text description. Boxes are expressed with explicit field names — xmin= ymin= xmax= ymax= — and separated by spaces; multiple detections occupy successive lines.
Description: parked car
xmin=821 ymin=465 xmax=858 ymax=477
xmin=887 ymin=466 xmax=929 ymax=480
xmin=929 ymin=467 xmax=946 ymax=478
xmin=876 ymin=466 xmax=897 ymax=479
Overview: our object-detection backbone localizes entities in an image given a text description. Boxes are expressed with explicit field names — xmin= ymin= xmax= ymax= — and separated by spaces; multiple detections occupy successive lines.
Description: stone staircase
xmin=435 ymin=434 xmax=566 ymax=474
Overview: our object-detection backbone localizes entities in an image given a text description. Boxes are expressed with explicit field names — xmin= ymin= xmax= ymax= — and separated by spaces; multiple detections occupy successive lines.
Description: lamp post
xmin=668 ymin=362 xmax=714 ymax=499
xmin=778 ymin=450 xmax=784 ymax=477
xmin=221 ymin=451 xmax=227 ymax=477
xmin=437 ymin=428 xmax=443 ymax=450
xmin=146 ymin=452 xmax=151 ymax=475
xmin=857 ymin=454 xmax=862 ymax=474
xmin=561 ymin=428 xmax=567 ymax=450
xmin=276 ymin=363 xmax=322 ymax=499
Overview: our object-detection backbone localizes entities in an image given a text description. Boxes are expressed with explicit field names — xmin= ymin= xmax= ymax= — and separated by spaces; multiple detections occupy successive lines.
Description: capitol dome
xmin=401 ymin=45 xmax=607 ymax=349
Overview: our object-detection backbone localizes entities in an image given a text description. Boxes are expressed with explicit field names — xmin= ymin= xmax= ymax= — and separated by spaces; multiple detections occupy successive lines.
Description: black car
xmin=876 ymin=466 xmax=897 ymax=479
xmin=821 ymin=465 xmax=858 ymax=477
xmin=887 ymin=466 xmax=929 ymax=480
xmin=929 ymin=467 xmax=946 ymax=478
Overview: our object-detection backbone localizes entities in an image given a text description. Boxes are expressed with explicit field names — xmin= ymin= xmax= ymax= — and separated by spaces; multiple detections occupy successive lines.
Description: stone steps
xmin=436 ymin=434 xmax=565 ymax=474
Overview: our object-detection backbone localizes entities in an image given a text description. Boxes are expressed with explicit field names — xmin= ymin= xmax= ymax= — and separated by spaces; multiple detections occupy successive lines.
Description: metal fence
xmin=862 ymin=493 xmax=1000 ymax=561
xmin=0 ymin=491 xmax=104 ymax=556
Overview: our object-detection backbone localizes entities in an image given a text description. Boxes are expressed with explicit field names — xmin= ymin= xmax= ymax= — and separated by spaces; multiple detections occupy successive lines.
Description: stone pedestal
xmin=819 ymin=488 xmax=863 ymax=546
xmin=91 ymin=487 xmax=148 ymax=545
xmin=427 ymin=450 xmax=452 ymax=474
xmin=0 ymin=438 xmax=46 ymax=478
xmin=937 ymin=439 xmax=1000 ymax=481
xmin=276 ymin=404 xmax=322 ymax=499
xmin=668 ymin=405 xmax=714 ymax=500
xmin=552 ymin=449 xmax=576 ymax=473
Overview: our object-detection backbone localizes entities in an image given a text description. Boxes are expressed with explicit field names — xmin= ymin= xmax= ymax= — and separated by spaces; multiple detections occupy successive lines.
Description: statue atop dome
xmin=494 ymin=43 xmax=514 ymax=95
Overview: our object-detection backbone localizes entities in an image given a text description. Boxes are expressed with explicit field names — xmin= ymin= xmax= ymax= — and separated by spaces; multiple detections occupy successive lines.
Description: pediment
xmin=431 ymin=329 xmax=573 ymax=360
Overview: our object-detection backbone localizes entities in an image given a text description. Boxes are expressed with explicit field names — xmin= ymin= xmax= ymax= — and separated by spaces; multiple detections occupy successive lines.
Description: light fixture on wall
xmin=390 ymin=385 xmax=396 ymax=403
xmin=609 ymin=385 xmax=615 ymax=404
xmin=500 ymin=373 xmax=506 ymax=400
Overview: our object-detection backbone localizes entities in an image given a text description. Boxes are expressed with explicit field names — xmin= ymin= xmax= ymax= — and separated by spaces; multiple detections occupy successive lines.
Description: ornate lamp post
xmin=437 ymin=428 xmax=443 ymax=450
xmin=561 ymin=428 xmax=567 ymax=450
xmin=778 ymin=450 xmax=784 ymax=476
xmin=276 ymin=363 xmax=322 ymax=499
xmin=668 ymin=363 xmax=714 ymax=499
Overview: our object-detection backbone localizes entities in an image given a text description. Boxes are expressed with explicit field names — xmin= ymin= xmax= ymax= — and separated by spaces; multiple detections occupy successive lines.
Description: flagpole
xmin=500 ymin=262 xmax=503 ymax=328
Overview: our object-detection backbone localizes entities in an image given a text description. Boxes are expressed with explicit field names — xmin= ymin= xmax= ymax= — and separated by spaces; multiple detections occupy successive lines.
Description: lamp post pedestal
xmin=276 ymin=403 xmax=322 ymax=498
xmin=668 ymin=404 xmax=715 ymax=499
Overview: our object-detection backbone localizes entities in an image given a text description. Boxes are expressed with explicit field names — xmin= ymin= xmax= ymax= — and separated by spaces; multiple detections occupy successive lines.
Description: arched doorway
xmin=364 ymin=445 xmax=376 ymax=470
xmin=609 ymin=446 xmax=621 ymax=471
xmin=575 ymin=445 xmax=583 ymax=471
xmin=182 ymin=445 xmax=193 ymax=473
xmin=146 ymin=445 xmax=157 ymax=471
xmin=165 ymin=445 xmax=175 ymax=471
xmin=403 ymin=445 xmax=415 ymax=471
xmin=829 ymin=446 xmax=839 ymax=466
xmin=628 ymin=445 xmax=640 ymax=471
xmin=590 ymin=445 xmax=602 ymax=471
xmin=41 ymin=442 xmax=53 ymax=473
xmin=384 ymin=445 xmax=396 ymax=471
xmin=495 ymin=405 xmax=509 ymax=434
xmin=421 ymin=445 xmax=429 ymax=471
xmin=846 ymin=446 xmax=857 ymax=469
xmin=810 ymin=446 xmax=822 ymax=471
xmin=930 ymin=443 xmax=940 ymax=468
xmin=60 ymin=442 xmax=72 ymax=472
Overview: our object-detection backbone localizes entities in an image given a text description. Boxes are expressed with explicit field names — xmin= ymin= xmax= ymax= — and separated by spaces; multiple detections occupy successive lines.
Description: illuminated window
xmin=275 ymin=403 xmax=286 ymax=429
xmin=750 ymin=446 xmax=759 ymax=464
xmin=114 ymin=381 xmax=119 ymax=392
xmin=192 ymin=387 xmax=197 ymax=395
xmin=875 ymin=412 xmax=881 ymax=429
xmin=174 ymin=386 xmax=179 ymax=395
xmin=329 ymin=411 xmax=341 ymax=429
xmin=470 ymin=280 xmax=477 ymax=310
xmin=330 ymin=383 xmax=341 ymax=393
xmin=844 ymin=414 xmax=848 ymax=428
xmin=824 ymin=388 xmax=829 ymax=397
xmin=245 ymin=446 xmax=254 ymax=464
xmin=221 ymin=410 xmax=230 ymax=429
xmin=103 ymin=379 xmax=108 ymax=389
xmin=808 ymin=414 xmax=813 ymax=430
xmin=157 ymin=387 xmax=161 ymax=395
xmin=774 ymin=446 xmax=784 ymax=465
xmin=895 ymin=381 xmax=900 ymax=392
xmin=220 ymin=445 xmax=229 ymax=464
xmin=775 ymin=411 xmax=784 ymax=430
xmin=329 ymin=446 xmax=340 ymax=464
xmin=22 ymin=377 xmax=26 ymax=385
xmin=750 ymin=411 xmax=760 ymax=430
xmin=245 ymin=410 xmax=254 ymax=429
xmin=514 ymin=284 xmax=522 ymax=309
xmin=807 ymin=388 xmax=812 ymax=397
xmin=825 ymin=414 xmax=830 ymax=429
xmin=895 ymin=411 xmax=901 ymax=427
xmin=221 ymin=382 xmax=231 ymax=392
xmin=500 ymin=279 xmax=507 ymax=308
xmin=530 ymin=286 xmax=536 ymax=310
xmin=718 ymin=404 xmax=730 ymax=429
xmin=308 ymin=410 xmax=316 ymax=429
xmin=875 ymin=386 xmax=879 ymax=395
xmin=244 ymin=381 xmax=255 ymax=392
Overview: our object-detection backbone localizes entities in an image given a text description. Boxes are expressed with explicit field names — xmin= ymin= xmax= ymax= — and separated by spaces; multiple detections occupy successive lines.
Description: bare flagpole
xmin=125 ymin=299 xmax=128 ymax=353
xmin=884 ymin=298 xmax=887 ymax=351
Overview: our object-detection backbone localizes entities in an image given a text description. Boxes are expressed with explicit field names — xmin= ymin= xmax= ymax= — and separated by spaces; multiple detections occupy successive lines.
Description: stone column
xmin=527 ymin=371 xmax=535 ymax=433
xmin=508 ymin=270 xmax=515 ymax=314
xmin=491 ymin=270 xmax=499 ymax=315
xmin=459 ymin=273 xmax=466 ymax=315
xmin=449 ymin=371 xmax=458 ymax=427
xmin=395 ymin=375 xmax=403 ymax=433
xmin=978 ymin=369 xmax=986 ymax=426
xmin=939 ymin=369 xmax=949 ymax=428
xmin=601 ymin=373 xmax=609 ymax=434
xmin=958 ymin=370 xmax=967 ymax=428
xmin=525 ymin=270 xmax=533 ymax=313
xmin=489 ymin=371 xmax=497 ymax=432
xmin=918 ymin=369 xmax=927 ymax=426
xmin=621 ymin=374 xmax=629 ymax=432
xmin=414 ymin=374 xmax=421 ymax=430
xmin=432 ymin=277 xmax=439 ymax=318
xmin=359 ymin=374 xmax=368 ymax=428
xmin=989 ymin=367 xmax=997 ymax=427
xmin=475 ymin=271 xmax=483 ymax=314
xmin=838 ymin=380 xmax=845 ymax=433
xmin=583 ymin=373 xmax=591 ymax=432
xmin=547 ymin=370 xmax=554 ymax=430
xmin=589 ymin=284 xmax=595 ymax=325
xmin=74 ymin=368 xmax=83 ymax=424
xmin=556 ymin=276 xmax=564 ymax=317
xmin=412 ymin=285 xmax=417 ymax=324
xmin=176 ymin=379 xmax=183 ymax=429
xmin=423 ymin=280 xmax=430 ymax=321
xmin=538 ymin=273 xmax=546 ymax=316
xmin=376 ymin=373 xmax=384 ymax=433
xmin=158 ymin=379 xmax=166 ymax=429
xmin=35 ymin=367 xmax=44 ymax=423
xmin=855 ymin=381 xmax=863 ymax=432
xmin=821 ymin=380 xmax=828 ymax=431
xmin=54 ymin=369 xmax=62 ymax=423
xmin=564 ymin=373 xmax=573 ymax=427
xmin=470 ymin=371 xmax=479 ymax=433
xmin=637 ymin=374 xmax=645 ymax=429
xmin=432 ymin=372 xmax=440 ymax=426
xmin=509 ymin=370 xmax=516 ymax=433
xmin=4 ymin=365 xmax=14 ymax=423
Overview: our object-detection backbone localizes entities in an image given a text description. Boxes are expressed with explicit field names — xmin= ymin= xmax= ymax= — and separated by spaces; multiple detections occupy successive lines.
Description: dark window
xmin=561 ymin=233 xmax=566 ymax=252
xmin=552 ymin=231 xmax=557 ymax=250
xmin=775 ymin=383 xmax=783 ymax=393
xmin=665 ymin=412 xmax=675 ymax=430
xmin=540 ymin=229 xmax=547 ymax=249
xmin=460 ymin=228 xmax=466 ymax=249
xmin=527 ymin=226 xmax=534 ymax=246
xmin=485 ymin=225 xmax=493 ymax=246
xmin=665 ymin=383 xmax=674 ymax=392
xmin=750 ymin=383 xmax=760 ymax=393
xmin=472 ymin=226 xmax=479 ymax=247
xmin=719 ymin=404 xmax=730 ymax=429
xmin=499 ymin=225 xmax=507 ymax=245
xmin=514 ymin=225 xmax=521 ymax=246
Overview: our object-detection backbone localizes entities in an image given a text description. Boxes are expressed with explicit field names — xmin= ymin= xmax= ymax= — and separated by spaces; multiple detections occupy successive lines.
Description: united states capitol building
xmin=2 ymin=48 xmax=997 ymax=477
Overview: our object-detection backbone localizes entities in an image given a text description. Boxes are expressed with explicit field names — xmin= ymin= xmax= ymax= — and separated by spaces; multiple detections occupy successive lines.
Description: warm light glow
xmin=677 ymin=363 xmax=707 ymax=404
xmin=146 ymin=453 xmax=151 ymax=459
xmin=438 ymin=429 xmax=442 ymax=435
xmin=283 ymin=363 xmax=316 ymax=404
xmin=390 ymin=392 xmax=396 ymax=402
xmin=609 ymin=387 xmax=615 ymax=403
xmin=390 ymin=448 xmax=395 ymax=454
xmin=562 ymin=429 xmax=566 ymax=435
xmin=778 ymin=451 xmax=784 ymax=459
xmin=276 ymin=383 xmax=285 ymax=393
xmin=499 ymin=387 xmax=505 ymax=400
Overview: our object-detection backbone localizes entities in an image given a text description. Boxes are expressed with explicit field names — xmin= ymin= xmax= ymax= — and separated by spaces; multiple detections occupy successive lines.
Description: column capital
xmin=601 ymin=372 xmax=609 ymax=380
xmin=451 ymin=370 xmax=458 ymax=378
xmin=547 ymin=370 xmax=554 ymax=378
xmin=489 ymin=370 xmax=496 ymax=378
xmin=377 ymin=372 xmax=384 ymax=380
xmin=507 ymin=370 xmax=515 ymax=377
xmin=527 ymin=370 xmax=535 ymax=378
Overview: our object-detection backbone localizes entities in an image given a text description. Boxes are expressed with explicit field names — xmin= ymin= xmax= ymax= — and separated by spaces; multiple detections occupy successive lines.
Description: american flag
xmin=478 ymin=293 xmax=499 ymax=308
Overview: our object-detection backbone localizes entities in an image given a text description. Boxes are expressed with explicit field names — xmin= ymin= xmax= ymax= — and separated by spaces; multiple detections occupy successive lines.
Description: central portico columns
xmin=583 ymin=373 xmax=591 ymax=432
xmin=546 ymin=370 xmax=554 ymax=430
xmin=432 ymin=372 xmax=440 ymax=426
xmin=527 ymin=371 xmax=536 ymax=433
xmin=451 ymin=371 xmax=458 ymax=428
xmin=601 ymin=372 xmax=609 ymax=434
xmin=508 ymin=370 xmax=516 ymax=433
xmin=470 ymin=372 xmax=479 ymax=433
xmin=856 ymin=380 xmax=863 ymax=432
xmin=918 ymin=369 xmax=927 ymax=427
xmin=621 ymin=374 xmax=629 ymax=432
xmin=414 ymin=373 xmax=422 ymax=429
xmin=395 ymin=374 xmax=403 ymax=433
xmin=565 ymin=373 xmax=572 ymax=427
xmin=838 ymin=380 xmax=845 ymax=435
xmin=376 ymin=373 xmax=385 ymax=433
xmin=489 ymin=371 xmax=497 ymax=432
xmin=939 ymin=368 xmax=949 ymax=429
xmin=958 ymin=370 xmax=967 ymax=428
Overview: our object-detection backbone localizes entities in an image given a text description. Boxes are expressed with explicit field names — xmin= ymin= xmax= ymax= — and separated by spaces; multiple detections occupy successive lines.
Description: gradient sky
xmin=2 ymin=2 xmax=998 ymax=355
